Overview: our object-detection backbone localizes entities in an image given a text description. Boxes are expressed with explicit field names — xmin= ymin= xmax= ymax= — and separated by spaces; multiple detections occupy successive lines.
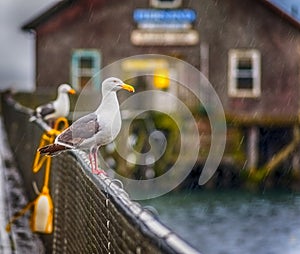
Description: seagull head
xmin=102 ymin=77 xmax=135 ymax=93
xmin=58 ymin=84 xmax=76 ymax=95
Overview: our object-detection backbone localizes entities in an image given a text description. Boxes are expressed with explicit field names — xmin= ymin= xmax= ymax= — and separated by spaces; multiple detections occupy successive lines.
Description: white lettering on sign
xmin=138 ymin=22 xmax=192 ymax=30
xmin=131 ymin=30 xmax=199 ymax=46
xmin=133 ymin=9 xmax=197 ymax=23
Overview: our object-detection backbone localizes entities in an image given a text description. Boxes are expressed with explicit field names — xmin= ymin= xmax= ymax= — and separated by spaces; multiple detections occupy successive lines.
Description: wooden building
xmin=22 ymin=0 xmax=300 ymax=176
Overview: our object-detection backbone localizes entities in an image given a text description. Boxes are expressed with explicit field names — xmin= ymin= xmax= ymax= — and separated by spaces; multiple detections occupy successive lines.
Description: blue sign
xmin=133 ymin=9 xmax=197 ymax=23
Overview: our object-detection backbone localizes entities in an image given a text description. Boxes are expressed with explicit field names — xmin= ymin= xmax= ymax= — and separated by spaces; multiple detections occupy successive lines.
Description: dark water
xmin=142 ymin=190 xmax=300 ymax=254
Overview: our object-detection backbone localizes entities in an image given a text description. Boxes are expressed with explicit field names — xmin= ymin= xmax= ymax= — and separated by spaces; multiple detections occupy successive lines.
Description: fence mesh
xmin=1 ymin=93 xmax=200 ymax=254
xmin=51 ymin=152 xmax=166 ymax=254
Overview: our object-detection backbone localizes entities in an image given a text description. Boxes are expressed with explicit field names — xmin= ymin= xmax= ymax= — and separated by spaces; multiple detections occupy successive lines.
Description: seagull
xmin=30 ymin=84 xmax=76 ymax=122
xmin=38 ymin=77 xmax=135 ymax=174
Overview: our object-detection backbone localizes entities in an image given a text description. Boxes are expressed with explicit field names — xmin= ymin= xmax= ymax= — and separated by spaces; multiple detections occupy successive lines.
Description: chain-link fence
xmin=1 ymin=93 xmax=200 ymax=254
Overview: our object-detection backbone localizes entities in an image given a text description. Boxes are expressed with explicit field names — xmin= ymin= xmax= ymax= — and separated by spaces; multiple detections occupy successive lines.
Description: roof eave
xmin=22 ymin=0 xmax=300 ymax=32
xmin=21 ymin=0 xmax=77 ymax=31
xmin=259 ymin=0 xmax=300 ymax=30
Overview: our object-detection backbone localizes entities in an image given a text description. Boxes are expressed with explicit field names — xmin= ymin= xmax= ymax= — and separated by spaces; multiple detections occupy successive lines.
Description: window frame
xmin=71 ymin=49 xmax=101 ymax=90
xmin=228 ymin=49 xmax=261 ymax=98
xmin=150 ymin=0 xmax=182 ymax=9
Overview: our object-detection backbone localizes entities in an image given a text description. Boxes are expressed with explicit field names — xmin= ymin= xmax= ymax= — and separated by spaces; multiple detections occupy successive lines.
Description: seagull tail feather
xmin=38 ymin=144 xmax=69 ymax=155
xmin=29 ymin=111 xmax=38 ymax=122
xmin=29 ymin=115 xmax=37 ymax=122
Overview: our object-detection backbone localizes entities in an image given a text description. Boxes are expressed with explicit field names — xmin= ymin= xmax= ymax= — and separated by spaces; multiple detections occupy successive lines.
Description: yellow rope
xmin=6 ymin=117 xmax=69 ymax=233
xmin=33 ymin=117 xmax=68 ymax=183
xmin=6 ymin=202 xmax=34 ymax=232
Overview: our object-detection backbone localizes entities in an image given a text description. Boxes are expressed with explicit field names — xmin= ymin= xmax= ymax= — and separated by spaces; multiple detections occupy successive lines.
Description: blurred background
xmin=2 ymin=0 xmax=300 ymax=253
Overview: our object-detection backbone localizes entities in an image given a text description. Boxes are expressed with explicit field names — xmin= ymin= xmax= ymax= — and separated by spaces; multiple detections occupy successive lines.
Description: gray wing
xmin=57 ymin=113 xmax=101 ymax=147
xmin=36 ymin=103 xmax=55 ymax=118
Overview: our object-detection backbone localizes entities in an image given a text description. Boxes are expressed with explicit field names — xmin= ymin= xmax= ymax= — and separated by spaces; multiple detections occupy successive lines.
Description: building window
xmin=150 ymin=0 xmax=182 ymax=9
xmin=71 ymin=49 xmax=101 ymax=90
xmin=228 ymin=49 xmax=261 ymax=97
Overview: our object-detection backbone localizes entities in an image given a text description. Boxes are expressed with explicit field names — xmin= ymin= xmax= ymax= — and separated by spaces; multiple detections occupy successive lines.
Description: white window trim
xmin=228 ymin=49 xmax=261 ymax=98
xmin=71 ymin=49 xmax=101 ymax=90
xmin=150 ymin=0 xmax=182 ymax=9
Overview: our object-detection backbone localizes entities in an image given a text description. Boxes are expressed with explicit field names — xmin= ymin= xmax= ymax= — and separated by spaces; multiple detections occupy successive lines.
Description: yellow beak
xmin=68 ymin=89 xmax=76 ymax=95
xmin=121 ymin=84 xmax=135 ymax=93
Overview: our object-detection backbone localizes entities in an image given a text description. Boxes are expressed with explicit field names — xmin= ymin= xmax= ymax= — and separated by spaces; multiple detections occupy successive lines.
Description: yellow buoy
xmin=31 ymin=186 xmax=53 ymax=233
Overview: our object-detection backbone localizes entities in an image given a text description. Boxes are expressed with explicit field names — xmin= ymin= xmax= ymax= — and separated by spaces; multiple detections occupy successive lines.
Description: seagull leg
xmin=88 ymin=153 xmax=94 ymax=170
xmin=90 ymin=147 xmax=106 ymax=175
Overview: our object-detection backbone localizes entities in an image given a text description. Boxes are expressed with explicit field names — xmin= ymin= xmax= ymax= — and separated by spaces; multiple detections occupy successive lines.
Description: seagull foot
xmin=92 ymin=168 xmax=107 ymax=175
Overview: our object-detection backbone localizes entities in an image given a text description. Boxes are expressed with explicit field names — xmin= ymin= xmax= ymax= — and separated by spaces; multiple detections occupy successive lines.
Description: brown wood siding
xmin=193 ymin=0 xmax=300 ymax=119
xmin=34 ymin=0 xmax=300 ymax=119
xmin=35 ymin=0 xmax=200 ymax=89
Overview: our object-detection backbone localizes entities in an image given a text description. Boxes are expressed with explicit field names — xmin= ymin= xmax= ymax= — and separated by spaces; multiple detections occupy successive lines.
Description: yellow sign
xmin=122 ymin=58 xmax=168 ymax=71
xmin=153 ymin=68 xmax=170 ymax=89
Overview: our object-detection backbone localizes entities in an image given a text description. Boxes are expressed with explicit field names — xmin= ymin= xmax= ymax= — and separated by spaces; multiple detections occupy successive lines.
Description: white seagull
xmin=38 ymin=77 xmax=135 ymax=174
xmin=30 ymin=84 xmax=76 ymax=122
